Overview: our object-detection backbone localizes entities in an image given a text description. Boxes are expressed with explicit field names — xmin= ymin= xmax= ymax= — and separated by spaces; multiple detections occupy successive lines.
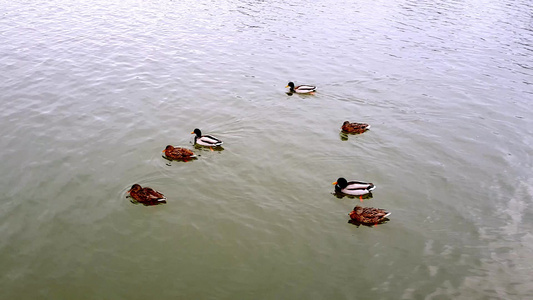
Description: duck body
xmin=349 ymin=205 xmax=390 ymax=225
xmin=286 ymin=82 xmax=316 ymax=94
xmin=192 ymin=128 xmax=223 ymax=147
xmin=341 ymin=121 xmax=370 ymax=134
xmin=128 ymin=184 xmax=167 ymax=206
xmin=333 ymin=177 xmax=376 ymax=196
xmin=163 ymin=145 xmax=196 ymax=161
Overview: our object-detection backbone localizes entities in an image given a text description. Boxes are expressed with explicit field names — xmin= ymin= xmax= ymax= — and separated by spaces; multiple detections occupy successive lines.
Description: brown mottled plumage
xmin=128 ymin=184 xmax=167 ymax=206
xmin=341 ymin=121 xmax=370 ymax=134
xmin=163 ymin=145 xmax=196 ymax=161
xmin=349 ymin=205 xmax=390 ymax=225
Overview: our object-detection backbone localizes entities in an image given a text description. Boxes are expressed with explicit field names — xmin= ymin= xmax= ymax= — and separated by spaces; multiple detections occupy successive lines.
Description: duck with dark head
xmin=191 ymin=128 xmax=223 ymax=151
xmin=333 ymin=177 xmax=376 ymax=201
xmin=286 ymin=82 xmax=316 ymax=94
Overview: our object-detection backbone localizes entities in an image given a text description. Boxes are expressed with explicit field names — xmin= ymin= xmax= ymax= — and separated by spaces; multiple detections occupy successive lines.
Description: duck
xmin=349 ymin=205 xmax=390 ymax=225
xmin=162 ymin=145 xmax=196 ymax=161
xmin=191 ymin=128 xmax=223 ymax=149
xmin=341 ymin=121 xmax=370 ymax=134
xmin=286 ymin=82 xmax=316 ymax=94
xmin=128 ymin=184 xmax=167 ymax=206
xmin=333 ymin=177 xmax=376 ymax=199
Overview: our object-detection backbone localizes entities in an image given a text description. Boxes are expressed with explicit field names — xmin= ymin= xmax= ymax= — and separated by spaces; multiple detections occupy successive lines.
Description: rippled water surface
xmin=1 ymin=0 xmax=532 ymax=298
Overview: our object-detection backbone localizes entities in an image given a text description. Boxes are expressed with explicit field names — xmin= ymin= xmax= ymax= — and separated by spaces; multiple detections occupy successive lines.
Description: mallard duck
xmin=162 ymin=145 xmax=196 ymax=161
xmin=286 ymin=82 xmax=316 ymax=94
xmin=341 ymin=121 xmax=370 ymax=134
xmin=333 ymin=177 xmax=376 ymax=198
xmin=349 ymin=205 xmax=390 ymax=225
xmin=191 ymin=128 xmax=223 ymax=149
xmin=128 ymin=184 xmax=167 ymax=206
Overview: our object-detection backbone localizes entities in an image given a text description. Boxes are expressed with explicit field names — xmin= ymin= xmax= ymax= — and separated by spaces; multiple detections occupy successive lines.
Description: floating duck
xmin=162 ymin=145 xmax=196 ymax=161
xmin=128 ymin=184 xmax=167 ymax=206
xmin=191 ymin=128 xmax=223 ymax=150
xmin=333 ymin=177 xmax=376 ymax=200
xmin=286 ymin=82 xmax=316 ymax=94
xmin=341 ymin=121 xmax=370 ymax=134
xmin=349 ymin=205 xmax=390 ymax=225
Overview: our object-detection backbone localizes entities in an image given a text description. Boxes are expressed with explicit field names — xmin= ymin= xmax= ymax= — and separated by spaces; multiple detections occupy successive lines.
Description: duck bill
xmin=162 ymin=150 xmax=165 ymax=153
xmin=332 ymin=182 xmax=337 ymax=185
xmin=285 ymin=85 xmax=289 ymax=88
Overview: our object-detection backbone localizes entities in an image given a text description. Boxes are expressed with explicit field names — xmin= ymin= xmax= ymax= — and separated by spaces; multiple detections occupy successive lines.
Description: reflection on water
xmin=0 ymin=0 xmax=532 ymax=298
xmin=348 ymin=218 xmax=391 ymax=228
xmin=332 ymin=191 xmax=374 ymax=201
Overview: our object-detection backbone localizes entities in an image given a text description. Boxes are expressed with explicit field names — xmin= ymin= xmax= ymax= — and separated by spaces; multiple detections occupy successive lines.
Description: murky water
xmin=1 ymin=0 xmax=532 ymax=298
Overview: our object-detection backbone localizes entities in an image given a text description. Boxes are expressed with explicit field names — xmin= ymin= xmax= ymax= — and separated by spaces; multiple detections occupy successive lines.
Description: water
xmin=1 ymin=0 xmax=532 ymax=298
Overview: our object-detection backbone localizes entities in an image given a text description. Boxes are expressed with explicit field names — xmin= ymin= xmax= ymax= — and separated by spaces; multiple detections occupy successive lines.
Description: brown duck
xmin=349 ymin=205 xmax=390 ymax=225
xmin=128 ymin=184 xmax=167 ymax=206
xmin=341 ymin=121 xmax=370 ymax=134
xmin=163 ymin=145 xmax=196 ymax=161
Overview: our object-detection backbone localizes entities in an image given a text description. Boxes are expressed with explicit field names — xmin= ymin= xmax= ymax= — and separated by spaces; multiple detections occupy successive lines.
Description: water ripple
xmin=1 ymin=0 xmax=532 ymax=298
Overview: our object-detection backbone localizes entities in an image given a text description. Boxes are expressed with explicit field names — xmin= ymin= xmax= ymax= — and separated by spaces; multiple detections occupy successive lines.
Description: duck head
xmin=128 ymin=184 xmax=142 ymax=193
xmin=191 ymin=128 xmax=202 ymax=137
xmin=286 ymin=82 xmax=295 ymax=90
xmin=332 ymin=177 xmax=348 ymax=191
xmin=163 ymin=145 xmax=174 ymax=153
xmin=349 ymin=206 xmax=363 ymax=218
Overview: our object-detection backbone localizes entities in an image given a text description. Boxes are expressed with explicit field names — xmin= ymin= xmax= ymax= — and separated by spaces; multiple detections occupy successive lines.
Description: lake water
xmin=1 ymin=0 xmax=532 ymax=299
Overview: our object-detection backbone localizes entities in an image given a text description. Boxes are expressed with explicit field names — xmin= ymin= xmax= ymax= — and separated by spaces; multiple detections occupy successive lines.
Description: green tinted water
xmin=1 ymin=0 xmax=532 ymax=298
